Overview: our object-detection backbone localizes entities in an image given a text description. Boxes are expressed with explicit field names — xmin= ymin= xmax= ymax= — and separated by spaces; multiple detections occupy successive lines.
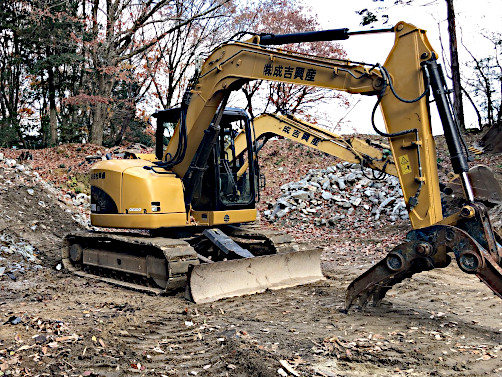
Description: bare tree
xmin=0 ymin=1 xmax=27 ymax=146
xmin=233 ymin=0 xmax=347 ymax=119
xmin=146 ymin=0 xmax=234 ymax=110
xmin=79 ymin=0 xmax=230 ymax=145
xmin=461 ymin=33 xmax=502 ymax=128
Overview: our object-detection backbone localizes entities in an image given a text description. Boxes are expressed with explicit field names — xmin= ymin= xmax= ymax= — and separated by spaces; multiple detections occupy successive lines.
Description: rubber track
xmin=63 ymin=231 xmax=198 ymax=294
xmin=63 ymin=227 xmax=300 ymax=296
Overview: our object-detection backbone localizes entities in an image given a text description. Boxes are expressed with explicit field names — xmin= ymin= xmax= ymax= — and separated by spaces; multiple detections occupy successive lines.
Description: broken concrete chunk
xmin=321 ymin=191 xmax=333 ymax=201
xmin=5 ymin=159 xmax=16 ymax=168
xmin=291 ymin=191 xmax=310 ymax=201
xmin=345 ymin=173 xmax=356 ymax=183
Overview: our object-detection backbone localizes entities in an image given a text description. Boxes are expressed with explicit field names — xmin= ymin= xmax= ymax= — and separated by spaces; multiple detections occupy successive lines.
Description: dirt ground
xmin=0 ymin=149 xmax=501 ymax=377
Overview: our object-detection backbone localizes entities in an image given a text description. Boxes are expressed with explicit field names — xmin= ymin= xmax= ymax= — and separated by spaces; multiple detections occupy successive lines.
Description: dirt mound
xmin=0 ymin=160 xmax=84 ymax=274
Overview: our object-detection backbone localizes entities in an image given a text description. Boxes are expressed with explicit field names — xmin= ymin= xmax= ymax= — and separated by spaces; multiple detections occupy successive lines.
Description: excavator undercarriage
xmin=63 ymin=225 xmax=324 ymax=303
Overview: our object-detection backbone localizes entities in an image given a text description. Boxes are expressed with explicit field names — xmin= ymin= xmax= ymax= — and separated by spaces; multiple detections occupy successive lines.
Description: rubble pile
xmin=263 ymin=162 xmax=408 ymax=226
xmin=0 ymin=154 xmax=91 ymax=227
xmin=0 ymin=232 xmax=37 ymax=262
xmin=0 ymin=231 xmax=44 ymax=282
xmin=0 ymin=154 xmax=90 ymax=280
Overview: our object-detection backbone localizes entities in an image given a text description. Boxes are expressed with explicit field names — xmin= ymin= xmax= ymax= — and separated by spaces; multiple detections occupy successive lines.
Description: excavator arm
xmin=230 ymin=112 xmax=397 ymax=177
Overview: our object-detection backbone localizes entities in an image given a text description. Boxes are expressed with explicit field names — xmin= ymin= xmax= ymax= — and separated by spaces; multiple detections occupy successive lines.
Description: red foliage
xmin=0 ymin=144 xmax=107 ymax=193
xmin=235 ymin=0 xmax=348 ymax=116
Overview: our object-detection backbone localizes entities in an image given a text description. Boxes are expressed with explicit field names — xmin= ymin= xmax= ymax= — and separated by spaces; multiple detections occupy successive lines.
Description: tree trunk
xmin=114 ymin=110 xmax=133 ymax=146
xmin=90 ymin=72 xmax=113 ymax=145
xmin=446 ymin=0 xmax=465 ymax=131
xmin=497 ymin=66 xmax=502 ymax=125
xmin=91 ymin=101 xmax=106 ymax=145
xmin=47 ymin=65 xmax=58 ymax=146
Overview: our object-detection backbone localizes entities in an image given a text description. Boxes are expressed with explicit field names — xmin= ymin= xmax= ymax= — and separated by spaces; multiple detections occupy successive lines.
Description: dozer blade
xmin=186 ymin=249 xmax=324 ymax=303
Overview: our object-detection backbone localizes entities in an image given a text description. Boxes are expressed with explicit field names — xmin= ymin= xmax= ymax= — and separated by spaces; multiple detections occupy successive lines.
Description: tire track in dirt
xmin=1 ymin=262 xmax=501 ymax=376
xmin=73 ymin=297 xmax=249 ymax=377
xmin=114 ymin=315 xmax=230 ymax=376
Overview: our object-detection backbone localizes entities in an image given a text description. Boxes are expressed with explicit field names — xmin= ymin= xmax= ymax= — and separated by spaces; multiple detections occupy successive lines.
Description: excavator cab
xmin=214 ymin=108 xmax=257 ymax=209
xmin=153 ymin=107 xmax=258 ymax=212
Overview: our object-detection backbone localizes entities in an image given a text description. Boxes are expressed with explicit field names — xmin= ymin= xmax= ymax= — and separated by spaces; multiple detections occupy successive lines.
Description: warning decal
xmin=399 ymin=154 xmax=412 ymax=175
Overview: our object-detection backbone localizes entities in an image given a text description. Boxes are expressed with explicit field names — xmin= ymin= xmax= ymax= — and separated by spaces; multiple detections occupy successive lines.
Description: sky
xmin=304 ymin=0 xmax=501 ymax=134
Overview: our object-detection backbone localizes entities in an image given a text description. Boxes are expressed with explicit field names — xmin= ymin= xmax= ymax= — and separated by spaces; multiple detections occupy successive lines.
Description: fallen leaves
xmin=0 ymin=135 xmax=501 ymax=377
xmin=130 ymin=362 xmax=145 ymax=371
xmin=0 ymin=312 xmax=118 ymax=376
xmin=279 ymin=359 xmax=300 ymax=376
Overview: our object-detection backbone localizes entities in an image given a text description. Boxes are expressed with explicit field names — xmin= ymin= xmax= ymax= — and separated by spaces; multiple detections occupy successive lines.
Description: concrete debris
xmin=76 ymin=193 xmax=90 ymax=205
xmin=264 ymin=163 xmax=408 ymax=225
xmin=321 ymin=191 xmax=333 ymax=201
xmin=5 ymin=158 xmax=16 ymax=168
xmin=0 ymin=233 xmax=38 ymax=262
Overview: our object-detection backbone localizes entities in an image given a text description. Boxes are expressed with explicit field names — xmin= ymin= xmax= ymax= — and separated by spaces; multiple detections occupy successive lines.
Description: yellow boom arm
xmin=231 ymin=112 xmax=397 ymax=177
xmin=167 ymin=21 xmax=441 ymax=229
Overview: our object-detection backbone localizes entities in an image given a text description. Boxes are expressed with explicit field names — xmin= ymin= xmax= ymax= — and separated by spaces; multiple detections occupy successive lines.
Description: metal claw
xmin=345 ymin=237 xmax=446 ymax=310
xmin=346 ymin=220 xmax=502 ymax=311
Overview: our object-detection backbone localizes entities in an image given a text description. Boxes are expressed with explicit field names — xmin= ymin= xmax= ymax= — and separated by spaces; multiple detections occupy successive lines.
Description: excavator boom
xmin=165 ymin=22 xmax=439 ymax=228
xmin=231 ymin=112 xmax=397 ymax=177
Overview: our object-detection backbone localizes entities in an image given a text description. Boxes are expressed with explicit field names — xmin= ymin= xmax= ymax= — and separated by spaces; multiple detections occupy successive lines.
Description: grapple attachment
xmin=346 ymin=202 xmax=502 ymax=310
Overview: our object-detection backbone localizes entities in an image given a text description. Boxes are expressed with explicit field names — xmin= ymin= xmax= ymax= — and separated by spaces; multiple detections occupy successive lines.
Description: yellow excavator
xmin=63 ymin=21 xmax=502 ymax=307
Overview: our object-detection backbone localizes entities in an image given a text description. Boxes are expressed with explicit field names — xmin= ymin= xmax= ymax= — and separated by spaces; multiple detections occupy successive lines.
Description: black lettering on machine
xmin=91 ymin=172 xmax=106 ymax=180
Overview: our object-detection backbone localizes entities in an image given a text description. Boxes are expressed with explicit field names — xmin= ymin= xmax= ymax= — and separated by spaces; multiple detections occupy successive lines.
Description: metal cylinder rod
xmin=425 ymin=58 xmax=474 ymax=202
xmin=258 ymin=27 xmax=393 ymax=46
xmin=259 ymin=29 xmax=349 ymax=45
xmin=461 ymin=172 xmax=475 ymax=203
xmin=425 ymin=59 xmax=469 ymax=174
